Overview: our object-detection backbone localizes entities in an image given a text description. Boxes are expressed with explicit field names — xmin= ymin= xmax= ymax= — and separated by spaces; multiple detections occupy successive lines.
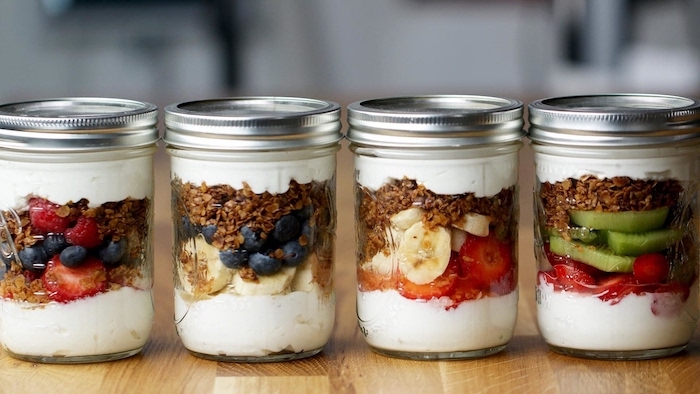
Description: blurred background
xmin=1 ymin=0 xmax=699 ymax=105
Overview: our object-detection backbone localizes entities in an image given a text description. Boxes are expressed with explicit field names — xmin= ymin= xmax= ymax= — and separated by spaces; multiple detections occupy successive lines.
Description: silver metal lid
xmin=0 ymin=97 xmax=159 ymax=152
xmin=163 ymin=97 xmax=342 ymax=151
xmin=528 ymin=94 xmax=700 ymax=146
xmin=346 ymin=95 xmax=524 ymax=148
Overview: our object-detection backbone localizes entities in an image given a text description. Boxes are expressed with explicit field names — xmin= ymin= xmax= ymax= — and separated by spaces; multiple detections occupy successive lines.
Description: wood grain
xmin=1 ymin=141 xmax=699 ymax=394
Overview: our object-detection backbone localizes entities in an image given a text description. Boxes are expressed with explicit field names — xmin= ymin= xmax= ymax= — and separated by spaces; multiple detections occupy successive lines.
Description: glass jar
xmin=528 ymin=94 xmax=700 ymax=360
xmin=163 ymin=97 xmax=341 ymax=362
xmin=0 ymin=98 xmax=158 ymax=363
xmin=346 ymin=95 xmax=524 ymax=359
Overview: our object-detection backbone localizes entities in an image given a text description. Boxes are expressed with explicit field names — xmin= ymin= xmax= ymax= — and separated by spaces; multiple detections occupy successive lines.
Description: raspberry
xmin=28 ymin=198 xmax=71 ymax=234
xmin=65 ymin=216 xmax=102 ymax=249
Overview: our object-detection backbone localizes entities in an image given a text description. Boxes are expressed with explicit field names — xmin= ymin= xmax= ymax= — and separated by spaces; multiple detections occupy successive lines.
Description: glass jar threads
xmin=529 ymin=94 xmax=700 ymax=360
xmin=347 ymin=95 xmax=524 ymax=359
xmin=164 ymin=97 xmax=341 ymax=362
xmin=0 ymin=98 xmax=158 ymax=363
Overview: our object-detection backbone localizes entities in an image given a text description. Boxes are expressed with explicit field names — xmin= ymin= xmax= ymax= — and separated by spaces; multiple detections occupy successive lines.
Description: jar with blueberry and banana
xmin=164 ymin=97 xmax=341 ymax=361
xmin=347 ymin=95 xmax=524 ymax=359
xmin=529 ymin=94 xmax=700 ymax=360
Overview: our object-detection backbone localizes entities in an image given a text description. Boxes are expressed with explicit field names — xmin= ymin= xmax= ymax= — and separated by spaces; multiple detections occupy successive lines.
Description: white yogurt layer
xmin=533 ymin=146 xmax=698 ymax=184
xmin=174 ymin=287 xmax=335 ymax=357
xmin=0 ymin=287 xmax=154 ymax=357
xmin=354 ymin=151 xmax=519 ymax=197
xmin=357 ymin=289 xmax=518 ymax=353
xmin=536 ymin=281 xmax=699 ymax=351
xmin=169 ymin=151 xmax=336 ymax=195
xmin=0 ymin=155 xmax=153 ymax=210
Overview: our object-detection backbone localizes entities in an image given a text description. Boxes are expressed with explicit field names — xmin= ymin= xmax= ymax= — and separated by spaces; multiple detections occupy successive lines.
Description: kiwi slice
xmin=544 ymin=226 xmax=604 ymax=244
xmin=568 ymin=207 xmax=669 ymax=233
xmin=549 ymin=236 xmax=635 ymax=273
xmin=606 ymin=228 xmax=683 ymax=256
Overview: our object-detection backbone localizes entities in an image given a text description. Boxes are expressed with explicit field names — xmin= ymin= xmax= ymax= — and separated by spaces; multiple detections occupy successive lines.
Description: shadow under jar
xmin=346 ymin=95 xmax=524 ymax=360
xmin=163 ymin=97 xmax=341 ymax=362
xmin=528 ymin=94 xmax=700 ymax=360
xmin=0 ymin=98 xmax=158 ymax=363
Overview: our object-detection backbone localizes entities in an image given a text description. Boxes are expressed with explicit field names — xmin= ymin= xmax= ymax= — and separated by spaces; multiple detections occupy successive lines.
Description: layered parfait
xmin=0 ymin=158 xmax=154 ymax=362
xmin=355 ymin=154 xmax=519 ymax=357
xmin=536 ymin=168 xmax=699 ymax=356
xmin=171 ymin=155 xmax=336 ymax=360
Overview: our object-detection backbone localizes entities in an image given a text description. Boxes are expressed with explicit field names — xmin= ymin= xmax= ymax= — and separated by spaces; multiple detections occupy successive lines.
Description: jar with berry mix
xmin=346 ymin=95 xmax=524 ymax=359
xmin=529 ymin=94 xmax=700 ymax=360
xmin=163 ymin=97 xmax=341 ymax=361
xmin=0 ymin=98 xmax=158 ymax=363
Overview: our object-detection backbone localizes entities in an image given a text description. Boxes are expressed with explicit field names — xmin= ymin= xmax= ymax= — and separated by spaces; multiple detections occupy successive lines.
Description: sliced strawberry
xmin=595 ymin=273 xmax=636 ymax=304
xmin=399 ymin=254 xmax=459 ymax=300
xmin=545 ymin=244 xmax=601 ymax=278
xmin=42 ymin=255 xmax=107 ymax=303
xmin=633 ymin=253 xmax=670 ymax=284
xmin=28 ymin=198 xmax=71 ymax=234
xmin=459 ymin=233 xmax=513 ymax=292
xmin=552 ymin=263 xmax=596 ymax=292
xmin=65 ymin=216 xmax=102 ymax=249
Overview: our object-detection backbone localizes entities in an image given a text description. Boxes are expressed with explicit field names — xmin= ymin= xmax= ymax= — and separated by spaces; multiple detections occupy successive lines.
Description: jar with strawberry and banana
xmin=0 ymin=98 xmax=158 ymax=363
xmin=347 ymin=96 xmax=524 ymax=359
xmin=164 ymin=97 xmax=341 ymax=362
xmin=529 ymin=94 xmax=700 ymax=360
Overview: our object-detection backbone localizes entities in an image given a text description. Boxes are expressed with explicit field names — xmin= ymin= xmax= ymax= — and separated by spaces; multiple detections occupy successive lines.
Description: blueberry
xmin=60 ymin=245 xmax=88 ymax=267
xmin=220 ymin=249 xmax=248 ymax=269
xmin=282 ymin=240 xmax=308 ymax=267
xmin=18 ymin=245 xmax=48 ymax=272
xmin=241 ymin=225 xmax=266 ymax=252
xmin=201 ymin=225 xmax=218 ymax=244
xmin=181 ymin=216 xmax=199 ymax=238
xmin=99 ymin=238 xmax=127 ymax=265
xmin=42 ymin=234 xmax=68 ymax=256
xmin=272 ymin=215 xmax=301 ymax=243
xmin=248 ymin=252 xmax=282 ymax=276
xmin=295 ymin=205 xmax=314 ymax=221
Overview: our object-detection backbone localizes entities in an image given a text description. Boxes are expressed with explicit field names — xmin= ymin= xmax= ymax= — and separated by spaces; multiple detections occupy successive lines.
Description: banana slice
xmin=451 ymin=227 xmax=468 ymax=252
xmin=291 ymin=256 xmax=315 ymax=292
xmin=390 ymin=207 xmax=425 ymax=231
xmin=397 ymin=222 xmax=451 ymax=284
xmin=179 ymin=234 xmax=232 ymax=295
xmin=231 ymin=266 xmax=296 ymax=296
xmin=454 ymin=212 xmax=491 ymax=237
xmin=363 ymin=250 xmax=396 ymax=276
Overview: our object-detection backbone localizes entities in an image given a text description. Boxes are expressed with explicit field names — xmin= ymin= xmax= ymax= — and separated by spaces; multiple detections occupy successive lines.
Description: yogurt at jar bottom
xmin=358 ymin=289 xmax=517 ymax=352
xmin=170 ymin=152 xmax=337 ymax=359
xmin=0 ymin=288 xmax=153 ymax=357
xmin=0 ymin=155 xmax=155 ymax=361
xmin=354 ymin=151 xmax=520 ymax=355
xmin=536 ymin=280 xmax=699 ymax=351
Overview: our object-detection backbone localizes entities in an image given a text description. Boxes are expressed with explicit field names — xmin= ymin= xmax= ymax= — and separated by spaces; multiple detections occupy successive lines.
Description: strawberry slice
xmin=459 ymin=233 xmax=513 ymax=292
xmin=28 ymin=198 xmax=71 ymax=234
xmin=552 ymin=262 xmax=596 ymax=292
xmin=65 ymin=216 xmax=102 ymax=249
xmin=399 ymin=254 xmax=459 ymax=300
xmin=633 ymin=253 xmax=670 ymax=284
xmin=545 ymin=244 xmax=601 ymax=278
xmin=595 ymin=273 xmax=636 ymax=304
xmin=42 ymin=255 xmax=107 ymax=303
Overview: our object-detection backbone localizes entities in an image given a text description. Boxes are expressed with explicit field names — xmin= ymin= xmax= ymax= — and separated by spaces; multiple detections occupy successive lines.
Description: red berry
xmin=399 ymin=253 xmax=459 ymax=300
xmin=28 ymin=198 xmax=71 ymax=234
xmin=65 ymin=216 xmax=102 ymax=248
xmin=42 ymin=255 xmax=107 ymax=303
xmin=459 ymin=233 xmax=513 ymax=293
xmin=552 ymin=263 xmax=596 ymax=292
xmin=633 ymin=253 xmax=670 ymax=284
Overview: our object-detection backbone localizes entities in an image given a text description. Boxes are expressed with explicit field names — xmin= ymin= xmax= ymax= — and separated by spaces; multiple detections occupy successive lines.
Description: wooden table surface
xmin=2 ymin=140 xmax=700 ymax=394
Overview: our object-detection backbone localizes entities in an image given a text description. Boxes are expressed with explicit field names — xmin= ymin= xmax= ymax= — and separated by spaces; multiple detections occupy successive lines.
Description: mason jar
xmin=0 ymin=98 xmax=158 ymax=363
xmin=347 ymin=95 xmax=524 ymax=359
xmin=529 ymin=94 xmax=700 ymax=360
xmin=164 ymin=97 xmax=340 ymax=362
